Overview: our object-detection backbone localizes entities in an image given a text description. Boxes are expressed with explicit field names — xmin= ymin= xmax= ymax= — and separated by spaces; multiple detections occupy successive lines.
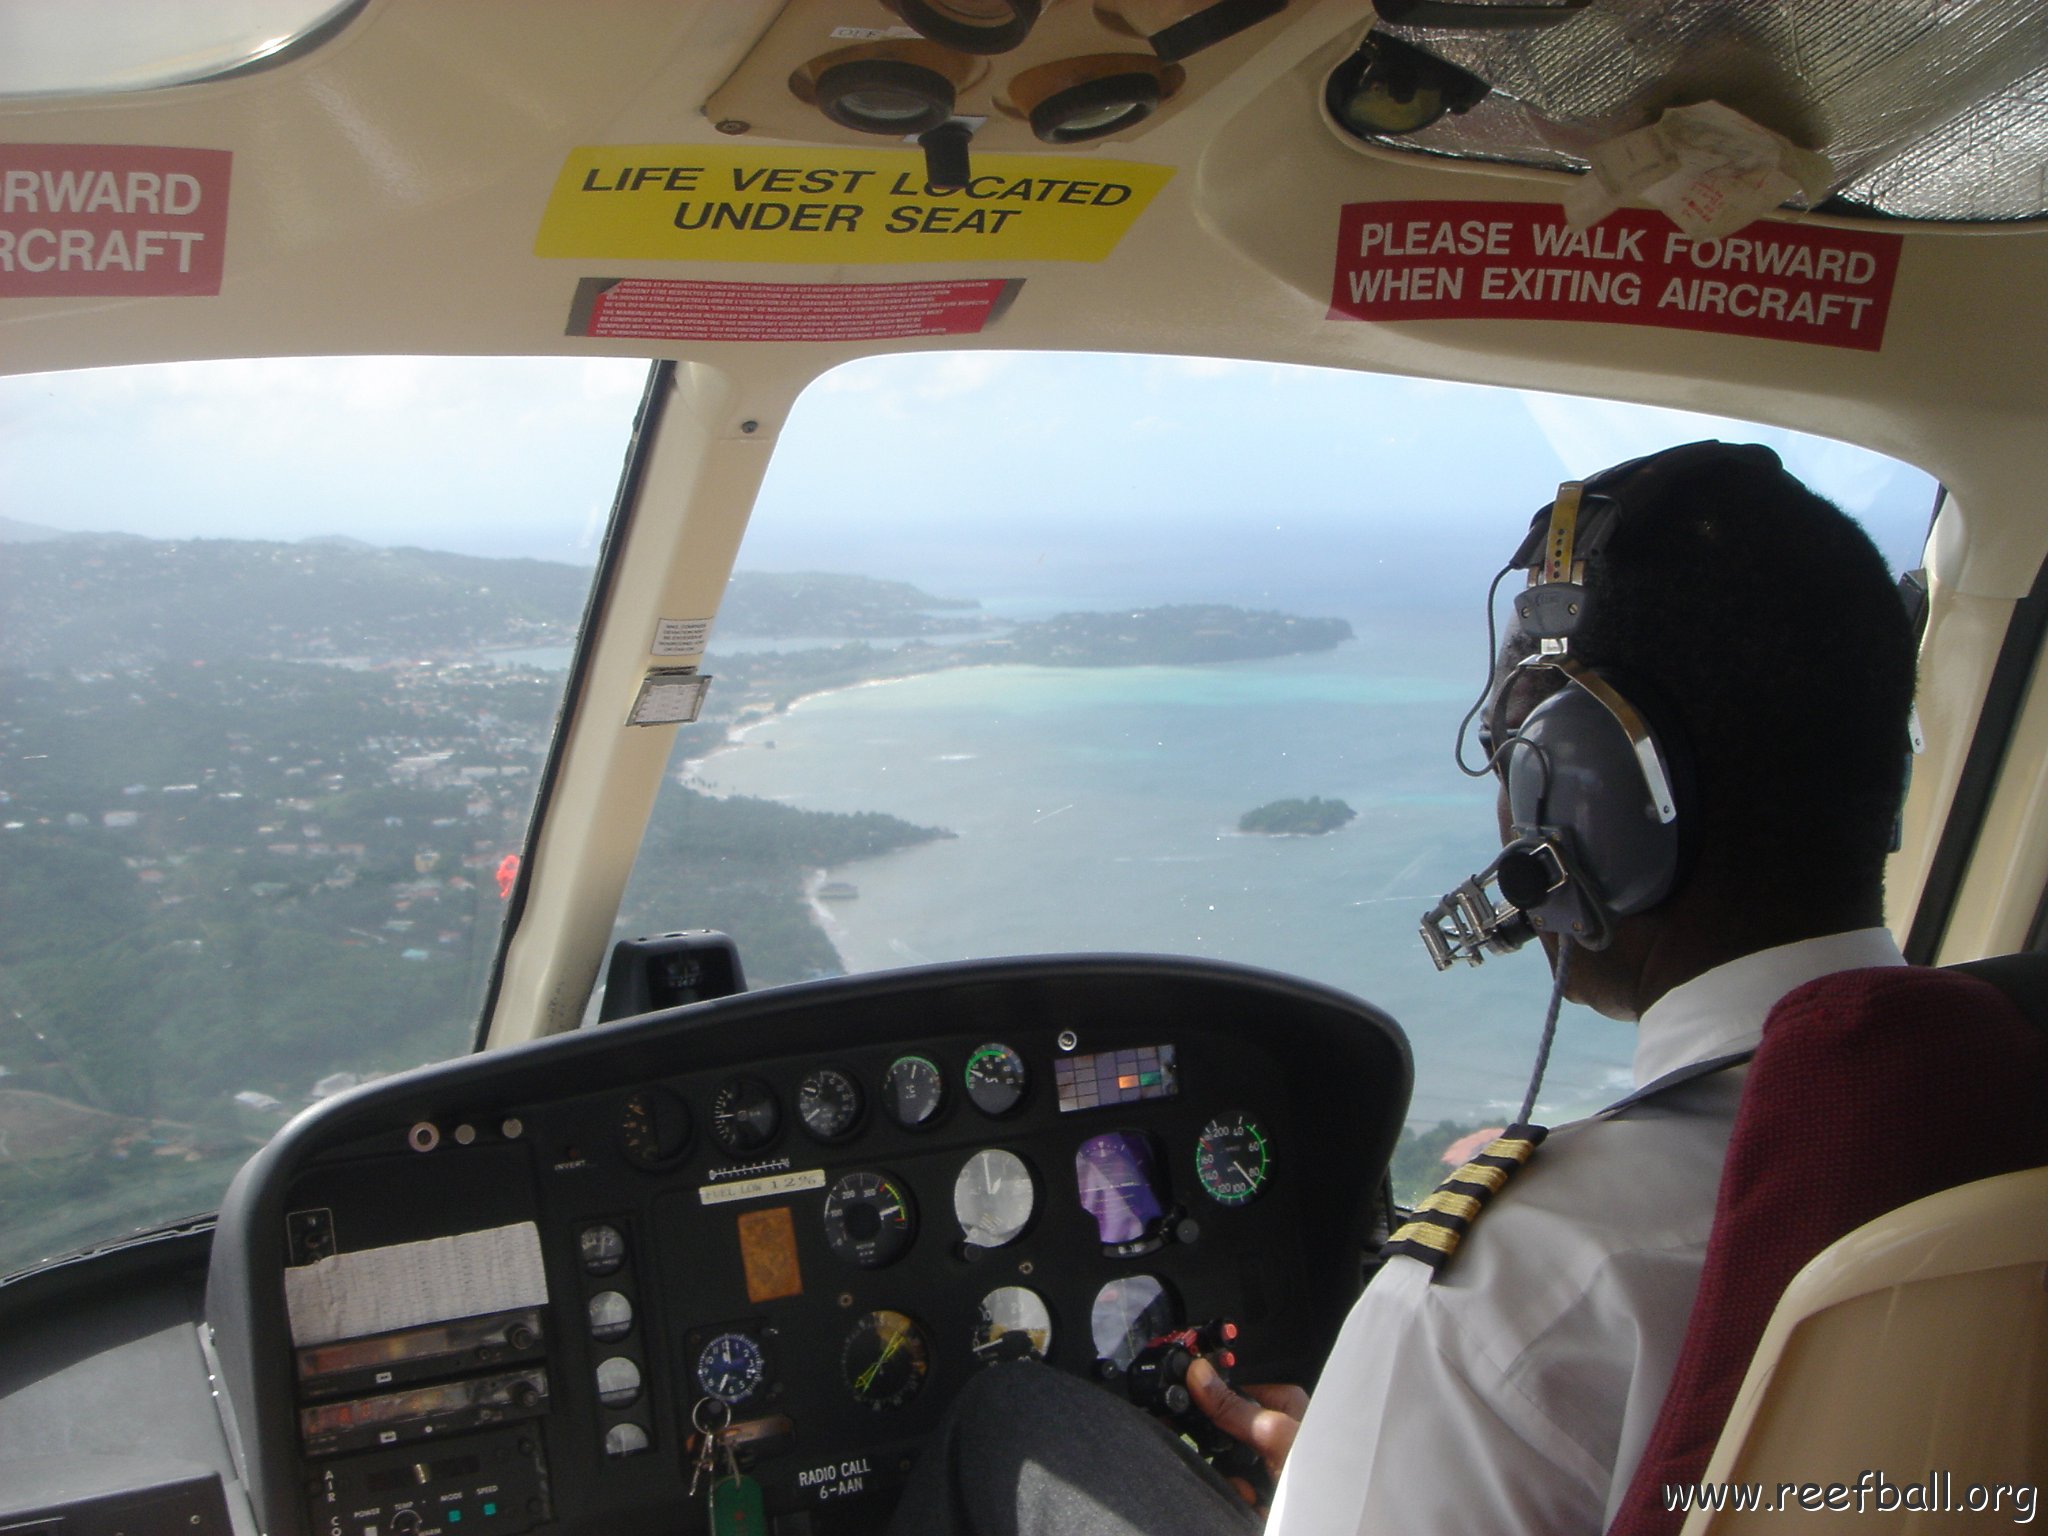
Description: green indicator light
xmin=482 ymin=1505 xmax=497 ymax=1518
xmin=1139 ymin=1071 xmax=1160 ymax=1086
xmin=448 ymin=1513 xmax=462 ymax=1524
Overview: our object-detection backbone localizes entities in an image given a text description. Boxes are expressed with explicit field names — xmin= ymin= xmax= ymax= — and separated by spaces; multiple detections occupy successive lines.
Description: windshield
xmin=0 ymin=355 xmax=646 ymax=1277
xmin=0 ymin=351 xmax=1936 ymax=1277
xmin=615 ymin=352 xmax=1938 ymax=1203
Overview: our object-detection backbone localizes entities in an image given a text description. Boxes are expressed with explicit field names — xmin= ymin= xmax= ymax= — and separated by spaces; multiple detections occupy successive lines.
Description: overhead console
xmin=206 ymin=955 xmax=1410 ymax=1535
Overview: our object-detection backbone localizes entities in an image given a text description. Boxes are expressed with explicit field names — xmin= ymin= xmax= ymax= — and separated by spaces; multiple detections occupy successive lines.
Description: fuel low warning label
xmin=1328 ymin=199 xmax=1903 ymax=351
xmin=536 ymin=145 xmax=1171 ymax=264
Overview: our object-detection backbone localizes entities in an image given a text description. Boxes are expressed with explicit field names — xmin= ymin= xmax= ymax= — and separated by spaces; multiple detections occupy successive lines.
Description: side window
xmin=0 ymin=355 xmax=646 ymax=1276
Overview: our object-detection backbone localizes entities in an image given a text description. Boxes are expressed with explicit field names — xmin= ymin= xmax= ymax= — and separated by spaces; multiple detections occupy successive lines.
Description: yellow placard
xmin=536 ymin=145 xmax=1173 ymax=265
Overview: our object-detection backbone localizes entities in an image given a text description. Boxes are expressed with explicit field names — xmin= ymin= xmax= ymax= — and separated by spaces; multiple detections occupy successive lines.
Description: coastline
xmin=678 ymin=668 xmax=965 ymax=977
xmin=678 ymin=665 xmax=974 ymax=796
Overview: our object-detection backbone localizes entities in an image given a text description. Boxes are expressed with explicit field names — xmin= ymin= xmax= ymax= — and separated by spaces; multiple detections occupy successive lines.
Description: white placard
xmin=700 ymin=1168 xmax=826 ymax=1206
xmin=653 ymin=617 xmax=713 ymax=656
xmin=283 ymin=1221 xmax=548 ymax=1346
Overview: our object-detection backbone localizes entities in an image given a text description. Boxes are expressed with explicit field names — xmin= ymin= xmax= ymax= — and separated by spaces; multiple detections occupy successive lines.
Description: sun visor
xmin=1343 ymin=1 xmax=2048 ymax=223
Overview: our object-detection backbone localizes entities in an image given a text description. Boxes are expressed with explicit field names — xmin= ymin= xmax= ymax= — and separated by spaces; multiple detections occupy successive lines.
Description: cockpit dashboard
xmin=2 ymin=955 xmax=1409 ymax=1535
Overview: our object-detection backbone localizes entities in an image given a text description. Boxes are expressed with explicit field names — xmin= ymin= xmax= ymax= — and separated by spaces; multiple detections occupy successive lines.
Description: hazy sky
xmin=0 ymin=350 xmax=1938 ymax=614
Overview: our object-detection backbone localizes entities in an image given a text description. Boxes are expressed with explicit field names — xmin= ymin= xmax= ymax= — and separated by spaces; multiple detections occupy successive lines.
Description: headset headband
xmin=1507 ymin=440 xmax=1785 ymax=654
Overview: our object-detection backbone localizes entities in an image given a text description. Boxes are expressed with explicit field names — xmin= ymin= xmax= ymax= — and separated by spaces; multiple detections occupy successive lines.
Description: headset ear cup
xmin=1506 ymin=673 xmax=1688 ymax=927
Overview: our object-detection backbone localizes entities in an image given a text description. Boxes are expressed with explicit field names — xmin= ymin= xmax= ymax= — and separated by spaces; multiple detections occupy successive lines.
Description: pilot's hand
xmin=1184 ymin=1356 xmax=1307 ymax=1502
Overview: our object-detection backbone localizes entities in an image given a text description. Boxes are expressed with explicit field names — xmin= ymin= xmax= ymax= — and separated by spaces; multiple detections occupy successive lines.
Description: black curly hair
xmin=1529 ymin=441 xmax=1918 ymax=924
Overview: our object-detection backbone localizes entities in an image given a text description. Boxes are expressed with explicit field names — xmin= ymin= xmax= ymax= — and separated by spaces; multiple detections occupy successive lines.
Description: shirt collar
xmin=1631 ymin=927 xmax=1907 ymax=1087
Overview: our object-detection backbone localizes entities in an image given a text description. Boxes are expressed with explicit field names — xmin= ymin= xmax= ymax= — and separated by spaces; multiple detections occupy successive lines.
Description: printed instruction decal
xmin=537 ymin=146 xmax=1171 ymax=264
xmin=570 ymin=276 xmax=1020 ymax=341
xmin=0 ymin=144 xmax=230 ymax=297
xmin=1328 ymin=200 xmax=1902 ymax=352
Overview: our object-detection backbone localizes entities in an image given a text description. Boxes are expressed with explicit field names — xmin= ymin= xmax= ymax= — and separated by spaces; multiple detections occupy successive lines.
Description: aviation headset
xmin=1421 ymin=441 xmax=1782 ymax=969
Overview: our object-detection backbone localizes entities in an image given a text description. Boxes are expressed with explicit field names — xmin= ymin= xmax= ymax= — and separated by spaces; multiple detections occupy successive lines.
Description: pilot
xmin=889 ymin=441 xmax=1918 ymax=1535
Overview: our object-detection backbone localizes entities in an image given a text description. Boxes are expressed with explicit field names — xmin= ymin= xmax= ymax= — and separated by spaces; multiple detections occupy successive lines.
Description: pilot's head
xmin=1482 ymin=441 xmax=1917 ymax=1020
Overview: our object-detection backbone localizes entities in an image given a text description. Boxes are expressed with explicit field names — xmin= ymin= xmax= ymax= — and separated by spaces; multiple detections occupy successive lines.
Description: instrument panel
xmin=205 ymin=955 xmax=1410 ymax=1535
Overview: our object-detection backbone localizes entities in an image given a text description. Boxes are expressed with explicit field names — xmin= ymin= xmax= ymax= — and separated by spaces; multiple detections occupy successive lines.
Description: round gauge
xmin=604 ymin=1422 xmax=651 ymax=1458
xmin=578 ymin=1223 xmax=627 ymax=1276
xmin=797 ymin=1067 xmax=863 ymax=1143
xmin=1089 ymin=1275 xmax=1175 ymax=1371
xmin=618 ymin=1085 xmax=692 ymax=1170
xmin=709 ymin=1074 xmax=781 ymax=1155
xmin=821 ymin=1170 xmax=917 ymax=1268
xmin=974 ymin=1286 xmax=1053 ymax=1364
xmin=842 ymin=1309 xmax=929 ymax=1410
xmin=1195 ymin=1112 xmax=1272 ymax=1206
xmin=595 ymin=1355 xmax=643 ymax=1408
xmin=963 ymin=1042 xmax=1028 ymax=1116
xmin=696 ymin=1331 xmax=767 ymax=1405
xmin=952 ymin=1148 xmax=1036 ymax=1249
xmin=587 ymin=1290 xmax=634 ymax=1342
xmin=882 ymin=1054 xmax=946 ymax=1129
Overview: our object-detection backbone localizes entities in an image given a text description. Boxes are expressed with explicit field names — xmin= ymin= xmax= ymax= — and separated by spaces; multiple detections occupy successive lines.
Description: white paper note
xmin=283 ymin=1221 xmax=548 ymax=1346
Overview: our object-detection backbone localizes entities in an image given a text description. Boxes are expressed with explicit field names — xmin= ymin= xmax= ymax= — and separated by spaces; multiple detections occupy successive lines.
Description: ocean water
xmin=688 ymin=625 xmax=1639 ymax=1126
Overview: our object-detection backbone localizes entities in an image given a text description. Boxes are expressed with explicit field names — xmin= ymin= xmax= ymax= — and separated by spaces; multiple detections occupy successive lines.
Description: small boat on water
xmin=816 ymin=881 xmax=859 ymax=900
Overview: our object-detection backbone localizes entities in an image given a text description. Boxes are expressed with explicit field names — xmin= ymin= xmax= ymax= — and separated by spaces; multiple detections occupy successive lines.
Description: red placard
xmin=0 ymin=144 xmax=231 ymax=298
xmin=1329 ymin=201 xmax=1902 ymax=352
xmin=572 ymin=277 xmax=1020 ymax=341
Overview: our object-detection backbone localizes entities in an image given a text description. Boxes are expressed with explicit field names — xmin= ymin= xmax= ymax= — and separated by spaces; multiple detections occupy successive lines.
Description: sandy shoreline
xmin=677 ymin=667 xmax=969 ymax=795
xmin=677 ymin=672 xmax=953 ymax=977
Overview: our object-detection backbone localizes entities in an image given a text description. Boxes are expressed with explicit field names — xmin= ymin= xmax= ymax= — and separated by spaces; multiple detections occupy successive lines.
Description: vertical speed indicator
xmin=1194 ymin=1112 xmax=1271 ymax=1206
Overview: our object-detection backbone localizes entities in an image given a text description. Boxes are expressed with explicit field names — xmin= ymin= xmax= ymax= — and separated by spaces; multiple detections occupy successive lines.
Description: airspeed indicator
xmin=1194 ymin=1112 xmax=1270 ymax=1206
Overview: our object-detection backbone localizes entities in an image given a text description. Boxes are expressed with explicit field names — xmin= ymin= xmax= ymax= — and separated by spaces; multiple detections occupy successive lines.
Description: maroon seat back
xmin=1607 ymin=964 xmax=2048 ymax=1536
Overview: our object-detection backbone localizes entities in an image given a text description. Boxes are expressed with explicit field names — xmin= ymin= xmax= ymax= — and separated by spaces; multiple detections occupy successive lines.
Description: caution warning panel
xmin=0 ymin=144 xmax=231 ymax=298
xmin=537 ymin=146 xmax=1170 ymax=265
xmin=569 ymin=277 xmax=1019 ymax=342
xmin=1329 ymin=200 xmax=1903 ymax=352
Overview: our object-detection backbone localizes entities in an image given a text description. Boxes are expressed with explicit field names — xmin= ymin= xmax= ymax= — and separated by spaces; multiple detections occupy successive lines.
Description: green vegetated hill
xmin=1017 ymin=606 xmax=1353 ymax=666
xmin=0 ymin=529 xmax=990 ymax=669
xmin=713 ymin=570 xmax=984 ymax=637
xmin=3 ymin=533 xmax=592 ymax=669
xmin=618 ymin=789 xmax=951 ymax=984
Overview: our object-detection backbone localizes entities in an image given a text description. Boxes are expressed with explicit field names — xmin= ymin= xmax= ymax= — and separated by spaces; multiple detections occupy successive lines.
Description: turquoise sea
xmin=687 ymin=621 xmax=1640 ymax=1127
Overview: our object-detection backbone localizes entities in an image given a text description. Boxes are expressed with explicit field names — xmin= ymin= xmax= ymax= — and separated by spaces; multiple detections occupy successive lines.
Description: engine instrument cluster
xmin=206 ymin=955 xmax=1409 ymax=1536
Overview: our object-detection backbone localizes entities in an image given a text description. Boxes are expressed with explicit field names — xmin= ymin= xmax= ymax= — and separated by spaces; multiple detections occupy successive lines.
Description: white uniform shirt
xmin=1265 ymin=929 xmax=1906 ymax=1536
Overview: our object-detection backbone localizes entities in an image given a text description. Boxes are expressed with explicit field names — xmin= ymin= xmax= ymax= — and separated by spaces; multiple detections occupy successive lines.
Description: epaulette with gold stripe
xmin=1381 ymin=1124 xmax=1547 ymax=1277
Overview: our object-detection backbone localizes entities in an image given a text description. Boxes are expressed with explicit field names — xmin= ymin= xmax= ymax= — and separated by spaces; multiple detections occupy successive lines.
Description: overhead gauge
xmin=882 ymin=1054 xmax=946 ymax=1129
xmin=619 ymin=1085 xmax=692 ymax=1170
xmin=587 ymin=1291 xmax=633 ymax=1343
xmin=604 ymin=1422 xmax=650 ymax=1458
xmin=797 ymin=1066 xmax=863 ymax=1143
xmin=974 ymin=1286 xmax=1053 ymax=1364
xmin=696 ymin=1331 xmax=767 ymax=1405
xmin=822 ymin=1170 xmax=917 ymax=1268
xmin=842 ymin=1309 xmax=929 ymax=1410
xmin=953 ymin=1148 xmax=1036 ymax=1248
xmin=595 ymin=1355 xmax=643 ymax=1409
xmin=964 ymin=1042 xmax=1028 ymax=1116
xmin=578 ymin=1223 xmax=627 ymax=1277
xmin=1195 ymin=1112 xmax=1271 ymax=1206
xmin=709 ymin=1074 xmax=781 ymax=1155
